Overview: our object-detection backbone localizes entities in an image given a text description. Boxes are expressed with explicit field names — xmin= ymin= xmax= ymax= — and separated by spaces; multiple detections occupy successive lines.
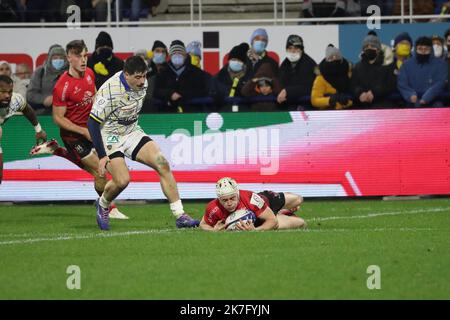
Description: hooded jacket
xmin=397 ymin=52 xmax=448 ymax=104
xmin=241 ymin=62 xmax=282 ymax=111
xmin=26 ymin=44 xmax=68 ymax=106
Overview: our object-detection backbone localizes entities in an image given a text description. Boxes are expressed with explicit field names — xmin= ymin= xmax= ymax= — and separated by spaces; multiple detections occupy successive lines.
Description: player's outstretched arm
xmin=199 ymin=217 xmax=225 ymax=232
xmin=254 ymin=207 xmax=278 ymax=231
xmin=22 ymin=104 xmax=47 ymax=144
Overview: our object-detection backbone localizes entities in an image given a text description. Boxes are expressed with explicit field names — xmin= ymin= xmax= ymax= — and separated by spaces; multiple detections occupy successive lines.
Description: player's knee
xmin=155 ymin=153 xmax=171 ymax=175
xmin=297 ymin=217 xmax=307 ymax=229
xmin=114 ymin=176 xmax=130 ymax=190
xmin=293 ymin=195 xmax=303 ymax=207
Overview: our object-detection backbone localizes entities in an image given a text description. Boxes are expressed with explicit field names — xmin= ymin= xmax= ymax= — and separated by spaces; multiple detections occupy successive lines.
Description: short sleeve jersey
xmin=53 ymin=68 xmax=96 ymax=137
xmin=203 ymin=190 xmax=268 ymax=227
xmin=0 ymin=92 xmax=27 ymax=126
xmin=90 ymin=71 xmax=147 ymax=136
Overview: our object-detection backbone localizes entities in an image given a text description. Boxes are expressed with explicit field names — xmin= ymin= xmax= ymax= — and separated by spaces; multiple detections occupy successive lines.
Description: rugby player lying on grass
xmin=200 ymin=177 xmax=307 ymax=231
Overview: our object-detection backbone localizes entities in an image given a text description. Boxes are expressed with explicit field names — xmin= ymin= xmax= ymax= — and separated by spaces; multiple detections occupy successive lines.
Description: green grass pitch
xmin=0 ymin=198 xmax=449 ymax=299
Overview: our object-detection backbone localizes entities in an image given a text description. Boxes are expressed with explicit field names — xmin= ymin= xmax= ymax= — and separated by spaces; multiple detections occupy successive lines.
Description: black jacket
xmin=351 ymin=54 xmax=397 ymax=108
xmin=153 ymin=60 xmax=213 ymax=113
xmin=279 ymin=53 xmax=317 ymax=107
xmin=212 ymin=64 xmax=252 ymax=111
xmin=87 ymin=53 xmax=124 ymax=89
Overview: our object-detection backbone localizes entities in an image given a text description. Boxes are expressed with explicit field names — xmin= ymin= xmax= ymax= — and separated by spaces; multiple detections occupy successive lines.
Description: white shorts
xmin=102 ymin=129 xmax=152 ymax=160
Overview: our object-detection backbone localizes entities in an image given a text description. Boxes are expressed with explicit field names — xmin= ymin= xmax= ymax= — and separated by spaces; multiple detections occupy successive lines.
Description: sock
xmin=99 ymin=194 xmax=111 ymax=209
xmin=170 ymin=200 xmax=184 ymax=218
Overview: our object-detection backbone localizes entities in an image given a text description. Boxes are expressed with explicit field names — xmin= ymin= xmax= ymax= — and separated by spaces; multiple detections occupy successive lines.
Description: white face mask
xmin=286 ymin=52 xmax=301 ymax=63
xmin=433 ymin=44 xmax=443 ymax=58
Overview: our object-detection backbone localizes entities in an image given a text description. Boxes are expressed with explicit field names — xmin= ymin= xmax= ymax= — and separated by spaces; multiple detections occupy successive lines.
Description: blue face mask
xmin=171 ymin=54 xmax=185 ymax=67
xmin=51 ymin=59 xmax=65 ymax=70
xmin=229 ymin=60 xmax=244 ymax=72
xmin=252 ymin=40 xmax=267 ymax=54
xmin=153 ymin=52 xmax=166 ymax=65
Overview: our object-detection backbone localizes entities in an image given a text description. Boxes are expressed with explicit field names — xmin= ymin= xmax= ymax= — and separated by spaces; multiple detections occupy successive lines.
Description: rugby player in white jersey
xmin=0 ymin=75 xmax=47 ymax=184
xmin=88 ymin=56 xmax=200 ymax=230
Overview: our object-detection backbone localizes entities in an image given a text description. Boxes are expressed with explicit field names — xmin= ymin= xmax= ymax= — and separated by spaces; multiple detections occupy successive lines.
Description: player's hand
xmin=234 ymin=220 xmax=255 ymax=231
xmin=213 ymin=220 xmax=226 ymax=231
xmin=81 ymin=127 xmax=92 ymax=142
xmin=98 ymin=156 xmax=110 ymax=177
xmin=277 ymin=89 xmax=287 ymax=104
xmin=35 ymin=130 xmax=47 ymax=145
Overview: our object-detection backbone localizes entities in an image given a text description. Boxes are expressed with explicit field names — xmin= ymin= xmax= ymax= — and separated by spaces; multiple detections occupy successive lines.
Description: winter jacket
xmin=241 ymin=63 xmax=282 ymax=112
xmin=247 ymin=51 xmax=279 ymax=79
xmin=87 ymin=52 xmax=124 ymax=89
xmin=351 ymin=54 xmax=396 ymax=108
xmin=279 ymin=53 xmax=317 ymax=108
xmin=26 ymin=45 xmax=68 ymax=107
xmin=153 ymin=59 xmax=213 ymax=113
xmin=212 ymin=64 xmax=251 ymax=111
xmin=397 ymin=54 xmax=448 ymax=104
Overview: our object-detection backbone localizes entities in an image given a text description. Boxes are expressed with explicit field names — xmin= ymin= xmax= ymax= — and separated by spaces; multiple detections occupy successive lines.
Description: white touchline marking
xmin=0 ymin=207 xmax=448 ymax=246
xmin=345 ymin=171 xmax=362 ymax=196
xmin=310 ymin=207 xmax=450 ymax=222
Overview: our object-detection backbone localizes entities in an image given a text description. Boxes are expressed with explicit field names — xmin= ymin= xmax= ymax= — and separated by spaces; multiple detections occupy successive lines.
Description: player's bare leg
xmin=81 ymin=151 xmax=128 ymax=219
xmin=135 ymin=140 xmax=199 ymax=228
xmin=277 ymin=214 xmax=307 ymax=230
xmin=277 ymin=193 xmax=306 ymax=229
xmin=95 ymin=157 xmax=130 ymax=230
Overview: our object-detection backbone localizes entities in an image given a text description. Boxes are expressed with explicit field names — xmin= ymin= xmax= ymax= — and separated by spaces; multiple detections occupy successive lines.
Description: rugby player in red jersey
xmin=200 ymin=177 xmax=306 ymax=231
xmin=30 ymin=40 xmax=127 ymax=219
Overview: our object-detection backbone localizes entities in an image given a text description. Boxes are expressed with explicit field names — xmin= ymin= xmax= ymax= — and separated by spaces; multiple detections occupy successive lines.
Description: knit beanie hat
xmin=325 ymin=44 xmax=342 ymax=60
xmin=152 ymin=40 xmax=167 ymax=51
xmin=394 ymin=32 xmax=413 ymax=47
xmin=250 ymin=28 xmax=268 ymax=43
xmin=169 ymin=40 xmax=186 ymax=56
xmin=95 ymin=31 xmax=113 ymax=49
xmin=186 ymin=41 xmax=202 ymax=57
xmin=229 ymin=42 xmax=249 ymax=62
xmin=362 ymin=35 xmax=382 ymax=50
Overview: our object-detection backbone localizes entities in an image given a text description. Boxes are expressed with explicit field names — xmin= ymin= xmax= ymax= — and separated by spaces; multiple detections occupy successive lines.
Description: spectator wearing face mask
xmin=398 ymin=36 xmax=448 ymax=108
xmin=390 ymin=32 xmax=413 ymax=75
xmin=278 ymin=34 xmax=318 ymax=110
xmin=87 ymin=31 xmax=124 ymax=89
xmin=311 ymin=44 xmax=352 ymax=110
xmin=13 ymin=63 xmax=32 ymax=98
xmin=153 ymin=40 xmax=212 ymax=113
xmin=351 ymin=35 xmax=396 ymax=109
xmin=139 ymin=40 xmax=169 ymax=113
xmin=247 ymin=28 xmax=279 ymax=79
xmin=213 ymin=43 xmax=252 ymax=112
xmin=26 ymin=44 xmax=68 ymax=114
xmin=431 ymin=35 xmax=446 ymax=59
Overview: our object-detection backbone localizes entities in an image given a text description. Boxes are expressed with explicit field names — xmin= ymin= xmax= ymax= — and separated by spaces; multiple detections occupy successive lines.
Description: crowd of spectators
xmin=1 ymin=27 xmax=450 ymax=113
xmin=0 ymin=0 xmax=161 ymax=23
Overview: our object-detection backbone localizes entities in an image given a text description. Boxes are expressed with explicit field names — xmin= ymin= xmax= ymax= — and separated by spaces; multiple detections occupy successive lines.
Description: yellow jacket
xmin=311 ymin=75 xmax=353 ymax=110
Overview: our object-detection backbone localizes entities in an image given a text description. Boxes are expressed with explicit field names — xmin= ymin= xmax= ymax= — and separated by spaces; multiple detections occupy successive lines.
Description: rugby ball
xmin=225 ymin=209 xmax=256 ymax=230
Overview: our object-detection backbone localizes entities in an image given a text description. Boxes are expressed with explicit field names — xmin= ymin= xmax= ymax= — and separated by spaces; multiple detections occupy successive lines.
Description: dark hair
xmin=123 ymin=55 xmax=148 ymax=75
xmin=66 ymin=40 xmax=88 ymax=55
xmin=0 ymin=75 xmax=13 ymax=85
